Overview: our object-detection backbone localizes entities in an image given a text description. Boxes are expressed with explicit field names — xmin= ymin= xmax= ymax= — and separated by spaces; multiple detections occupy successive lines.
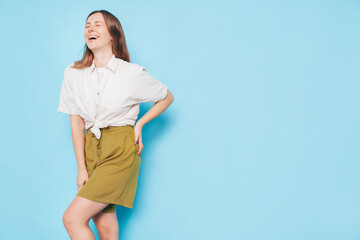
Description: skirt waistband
xmin=86 ymin=125 xmax=134 ymax=137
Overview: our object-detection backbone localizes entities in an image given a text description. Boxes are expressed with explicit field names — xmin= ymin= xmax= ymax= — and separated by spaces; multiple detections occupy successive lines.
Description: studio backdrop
xmin=0 ymin=0 xmax=359 ymax=239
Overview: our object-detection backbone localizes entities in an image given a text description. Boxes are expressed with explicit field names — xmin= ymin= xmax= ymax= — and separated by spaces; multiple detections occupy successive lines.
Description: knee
xmin=62 ymin=210 xmax=85 ymax=231
xmin=62 ymin=211 xmax=73 ymax=230
xmin=97 ymin=224 xmax=119 ymax=240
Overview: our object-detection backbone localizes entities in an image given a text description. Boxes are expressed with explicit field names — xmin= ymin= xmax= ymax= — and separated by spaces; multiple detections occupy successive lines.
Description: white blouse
xmin=57 ymin=54 xmax=168 ymax=139
xmin=96 ymin=66 xmax=106 ymax=79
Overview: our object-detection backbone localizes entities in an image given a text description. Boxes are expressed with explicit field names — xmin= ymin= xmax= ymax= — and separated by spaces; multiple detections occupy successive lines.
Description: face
xmin=84 ymin=12 xmax=113 ymax=52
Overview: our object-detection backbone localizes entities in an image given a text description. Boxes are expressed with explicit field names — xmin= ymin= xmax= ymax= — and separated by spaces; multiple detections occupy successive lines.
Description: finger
xmin=137 ymin=137 xmax=142 ymax=147
xmin=138 ymin=143 xmax=143 ymax=156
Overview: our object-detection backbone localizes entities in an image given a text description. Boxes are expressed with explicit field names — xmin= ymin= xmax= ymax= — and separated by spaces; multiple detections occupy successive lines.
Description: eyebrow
xmin=85 ymin=21 xmax=102 ymax=25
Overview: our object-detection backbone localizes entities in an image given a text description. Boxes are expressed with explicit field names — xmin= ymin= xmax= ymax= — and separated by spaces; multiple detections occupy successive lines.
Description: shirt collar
xmin=89 ymin=53 xmax=118 ymax=73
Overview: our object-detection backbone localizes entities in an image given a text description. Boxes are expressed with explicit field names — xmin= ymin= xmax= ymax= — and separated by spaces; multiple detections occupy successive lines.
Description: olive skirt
xmin=76 ymin=125 xmax=141 ymax=213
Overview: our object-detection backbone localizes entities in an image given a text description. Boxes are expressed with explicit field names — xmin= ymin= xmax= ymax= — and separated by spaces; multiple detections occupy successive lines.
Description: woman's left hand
xmin=133 ymin=124 xmax=143 ymax=156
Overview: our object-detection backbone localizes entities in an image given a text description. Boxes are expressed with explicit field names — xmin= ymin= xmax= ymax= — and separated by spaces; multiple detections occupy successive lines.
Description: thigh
xmin=64 ymin=195 xmax=111 ymax=223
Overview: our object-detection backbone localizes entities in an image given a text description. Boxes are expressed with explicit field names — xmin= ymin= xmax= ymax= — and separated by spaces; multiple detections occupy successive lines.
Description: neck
xmin=93 ymin=49 xmax=113 ymax=68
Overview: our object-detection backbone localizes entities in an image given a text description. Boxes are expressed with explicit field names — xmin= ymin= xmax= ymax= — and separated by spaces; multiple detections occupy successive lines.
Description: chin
xmin=87 ymin=44 xmax=97 ymax=50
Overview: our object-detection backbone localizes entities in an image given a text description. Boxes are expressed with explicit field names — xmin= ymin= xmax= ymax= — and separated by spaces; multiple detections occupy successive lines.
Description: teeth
xmin=88 ymin=35 xmax=98 ymax=39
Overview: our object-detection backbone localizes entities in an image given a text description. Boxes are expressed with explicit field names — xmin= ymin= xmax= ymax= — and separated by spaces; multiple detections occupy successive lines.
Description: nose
xmin=87 ymin=25 xmax=96 ymax=33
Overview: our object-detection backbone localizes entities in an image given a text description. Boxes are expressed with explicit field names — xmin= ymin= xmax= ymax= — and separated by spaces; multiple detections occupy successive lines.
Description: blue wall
xmin=1 ymin=0 xmax=359 ymax=239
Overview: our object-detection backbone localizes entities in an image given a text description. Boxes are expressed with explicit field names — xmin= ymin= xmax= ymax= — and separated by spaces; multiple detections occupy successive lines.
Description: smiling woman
xmin=73 ymin=10 xmax=130 ymax=69
xmin=58 ymin=9 xmax=174 ymax=240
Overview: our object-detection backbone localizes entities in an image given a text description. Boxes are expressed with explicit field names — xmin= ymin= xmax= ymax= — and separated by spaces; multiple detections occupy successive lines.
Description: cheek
xmin=101 ymin=36 xmax=112 ymax=44
xmin=100 ymin=30 xmax=111 ymax=41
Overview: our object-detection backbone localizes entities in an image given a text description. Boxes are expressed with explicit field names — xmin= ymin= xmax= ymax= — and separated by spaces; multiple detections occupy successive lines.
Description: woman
xmin=57 ymin=10 xmax=174 ymax=239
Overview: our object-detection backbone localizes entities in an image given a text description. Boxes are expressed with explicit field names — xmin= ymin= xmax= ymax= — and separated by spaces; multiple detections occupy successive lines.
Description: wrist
xmin=135 ymin=121 xmax=144 ymax=129
xmin=77 ymin=165 xmax=87 ymax=172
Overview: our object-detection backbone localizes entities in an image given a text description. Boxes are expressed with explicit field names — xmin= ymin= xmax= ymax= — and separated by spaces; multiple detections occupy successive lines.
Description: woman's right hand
xmin=76 ymin=169 xmax=89 ymax=191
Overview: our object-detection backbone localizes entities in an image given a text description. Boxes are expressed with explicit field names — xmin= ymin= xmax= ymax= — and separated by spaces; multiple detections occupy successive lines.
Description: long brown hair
xmin=72 ymin=10 xmax=130 ymax=69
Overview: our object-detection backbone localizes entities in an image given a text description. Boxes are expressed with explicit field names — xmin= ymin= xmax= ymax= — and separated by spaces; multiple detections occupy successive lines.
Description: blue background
xmin=1 ymin=0 xmax=359 ymax=239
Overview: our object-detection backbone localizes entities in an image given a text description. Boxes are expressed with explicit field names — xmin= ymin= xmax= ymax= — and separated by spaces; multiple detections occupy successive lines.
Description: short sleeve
xmin=133 ymin=67 xmax=168 ymax=103
xmin=57 ymin=67 xmax=78 ymax=115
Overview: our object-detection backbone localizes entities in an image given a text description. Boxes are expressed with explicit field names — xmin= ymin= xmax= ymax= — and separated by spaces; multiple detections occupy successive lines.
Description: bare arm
xmin=136 ymin=89 xmax=174 ymax=128
xmin=133 ymin=89 xmax=174 ymax=156
xmin=70 ymin=115 xmax=86 ymax=172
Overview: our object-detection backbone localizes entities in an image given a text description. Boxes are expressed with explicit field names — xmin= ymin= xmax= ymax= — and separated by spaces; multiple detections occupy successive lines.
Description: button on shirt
xmin=57 ymin=54 xmax=168 ymax=139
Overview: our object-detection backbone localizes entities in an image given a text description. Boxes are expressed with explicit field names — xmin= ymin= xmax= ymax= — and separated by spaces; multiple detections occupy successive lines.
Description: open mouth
xmin=88 ymin=35 xmax=99 ymax=41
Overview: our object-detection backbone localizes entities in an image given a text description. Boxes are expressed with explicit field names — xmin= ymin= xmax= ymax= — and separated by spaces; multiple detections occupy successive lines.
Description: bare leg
xmin=92 ymin=211 xmax=119 ymax=240
xmin=62 ymin=196 xmax=111 ymax=240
